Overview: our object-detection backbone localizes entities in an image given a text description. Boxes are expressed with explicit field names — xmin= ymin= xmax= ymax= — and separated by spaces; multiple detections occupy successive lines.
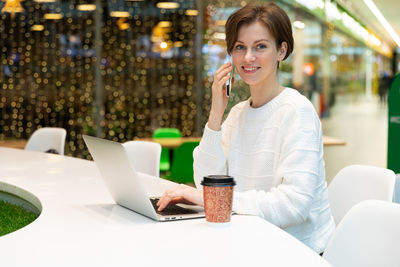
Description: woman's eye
xmin=256 ymin=44 xmax=267 ymax=49
xmin=235 ymin=45 xmax=245 ymax=50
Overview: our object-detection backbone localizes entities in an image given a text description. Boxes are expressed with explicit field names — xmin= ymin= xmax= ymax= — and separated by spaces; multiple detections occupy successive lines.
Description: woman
xmin=157 ymin=3 xmax=335 ymax=253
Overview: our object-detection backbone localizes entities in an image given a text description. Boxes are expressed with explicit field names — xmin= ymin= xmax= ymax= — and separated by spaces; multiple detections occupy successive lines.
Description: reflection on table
xmin=0 ymin=148 xmax=332 ymax=267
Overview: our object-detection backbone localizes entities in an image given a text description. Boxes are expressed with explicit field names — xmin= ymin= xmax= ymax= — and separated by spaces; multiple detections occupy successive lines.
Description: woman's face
xmin=232 ymin=21 xmax=284 ymax=88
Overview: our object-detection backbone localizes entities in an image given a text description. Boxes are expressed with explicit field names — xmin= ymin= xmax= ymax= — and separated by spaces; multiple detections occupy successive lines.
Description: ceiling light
xmin=117 ymin=17 xmax=129 ymax=30
xmin=213 ymin=32 xmax=226 ymax=40
xmin=185 ymin=9 xmax=198 ymax=16
xmin=367 ymin=32 xmax=382 ymax=47
xmin=215 ymin=20 xmax=226 ymax=26
xmin=160 ymin=42 xmax=168 ymax=49
xmin=110 ymin=11 xmax=130 ymax=18
xmin=34 ymin=0 xmax=56 ymax=2
xmin=44 ymin=13 xmax=63 ymax=20
xmin=293 ymin=21 xmax=305 ymax=29
xmin=151 ymin=36 xmax=163 ymax=42
xmin=158 ymin=21 xmax=171 ymax=27
xmin=77 ymin=4 xmax=96 ymax=11
xmin=174 ymin=41 xmax=183 ymax=47
xmin=156 ymin=2 xmax=179 ymax=9
xmin=31 ymin=24 xmax=44 ymax=31
xmin=295 ymin=0 xmax=324 ymax=10
xmin=363 ymin=0 xmax=400 ymax=47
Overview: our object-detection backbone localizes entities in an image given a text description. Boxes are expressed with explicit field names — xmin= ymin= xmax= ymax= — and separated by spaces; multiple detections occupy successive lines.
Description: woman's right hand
xmin=208 ymin=62 xmax=233 ymax=131
xmin=157 ymin=184 xmax=203 ymax=212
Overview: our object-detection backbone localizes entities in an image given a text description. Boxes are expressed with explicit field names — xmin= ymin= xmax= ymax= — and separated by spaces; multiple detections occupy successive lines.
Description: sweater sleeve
xmin=193 ymin=123 xmax=228 ymax=189
xmin=232 ymin=105 xmax=323 ymax=229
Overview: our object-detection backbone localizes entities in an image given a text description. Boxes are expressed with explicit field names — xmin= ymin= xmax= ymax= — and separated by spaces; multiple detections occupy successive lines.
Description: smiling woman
xmin=157 ymin=3 xmax=335 ymax=255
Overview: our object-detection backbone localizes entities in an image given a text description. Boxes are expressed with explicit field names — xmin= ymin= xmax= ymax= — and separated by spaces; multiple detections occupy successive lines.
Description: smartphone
xmin=226 ymin=58 xmax=235 ymax=97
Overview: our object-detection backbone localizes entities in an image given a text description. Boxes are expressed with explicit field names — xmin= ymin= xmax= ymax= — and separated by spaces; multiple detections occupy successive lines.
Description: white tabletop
xmin=0 ymin=148 xmax=332 ymax=267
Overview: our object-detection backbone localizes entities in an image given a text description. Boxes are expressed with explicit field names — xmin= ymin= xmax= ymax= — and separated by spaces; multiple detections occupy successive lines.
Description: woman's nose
xmin=244 ymin=49 xmax=256 ymax=62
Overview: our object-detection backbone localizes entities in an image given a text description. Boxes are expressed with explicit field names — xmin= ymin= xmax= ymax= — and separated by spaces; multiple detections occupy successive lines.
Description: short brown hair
xmin=225 ymin=3 xmax=294 ymax=60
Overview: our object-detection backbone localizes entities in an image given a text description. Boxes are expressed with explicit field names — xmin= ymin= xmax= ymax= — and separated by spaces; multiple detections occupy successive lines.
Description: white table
xmin=0 ymin=148 xmax=332 ymax=267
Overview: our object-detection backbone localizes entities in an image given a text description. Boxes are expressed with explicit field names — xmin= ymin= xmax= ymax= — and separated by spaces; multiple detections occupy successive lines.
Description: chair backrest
xmin=123 ymin=141 xmax=161 ymax=177
xmin=168 ymin=141 xmax=199 ymax=184
xmin=393 ymin=174 xmax=400 ymax=203
xmin=328 ymin=164 xmax=395 ymax=225
xmin=153 ymin=128 xmax=181 ymax=138
xmin=153 ymin=128 xmax=182 ymax=172
xmin=323 ymin=200 xmax=400 ymax=267
xmin=25 ymin=127 xmax=67 ymax=155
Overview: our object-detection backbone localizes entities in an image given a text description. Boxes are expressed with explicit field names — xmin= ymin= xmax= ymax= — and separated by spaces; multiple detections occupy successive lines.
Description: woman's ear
xmin=278 ymin=42 xmax=288 ymax=61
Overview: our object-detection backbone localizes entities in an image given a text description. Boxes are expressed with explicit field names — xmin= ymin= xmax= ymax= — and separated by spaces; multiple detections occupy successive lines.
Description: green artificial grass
xmin=0 ymin=199 xmax=38 ymax=236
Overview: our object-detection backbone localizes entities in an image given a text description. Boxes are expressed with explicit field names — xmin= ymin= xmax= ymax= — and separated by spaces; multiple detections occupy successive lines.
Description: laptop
xmin=83 ymin=135 xmax=205 ymax=221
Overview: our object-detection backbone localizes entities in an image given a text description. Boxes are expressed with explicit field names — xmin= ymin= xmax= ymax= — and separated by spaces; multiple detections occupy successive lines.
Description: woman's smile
xmin=242 ymin=66 xmax=261 ymax=74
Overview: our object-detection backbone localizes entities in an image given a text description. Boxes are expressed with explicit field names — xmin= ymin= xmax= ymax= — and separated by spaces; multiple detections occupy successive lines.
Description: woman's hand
xmin=208 ymin=62 xmax=233 ymax=131
xmin=157 ymin=184 xmax=203 ymax=211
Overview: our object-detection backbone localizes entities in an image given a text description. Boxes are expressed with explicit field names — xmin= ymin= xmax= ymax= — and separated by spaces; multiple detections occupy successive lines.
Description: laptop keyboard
xmin=150 ymin=198 xmax=198 ymax=216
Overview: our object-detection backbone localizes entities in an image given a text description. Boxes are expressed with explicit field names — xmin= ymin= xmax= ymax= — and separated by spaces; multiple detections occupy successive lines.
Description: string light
xmin=0 ymin=0 xmax=199 ymax=158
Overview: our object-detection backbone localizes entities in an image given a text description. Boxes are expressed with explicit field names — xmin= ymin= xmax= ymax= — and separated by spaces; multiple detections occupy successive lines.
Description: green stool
xmin=153 ymin=128 xmax=182 ymax=172
xmin=166 ymin=141 xmax=199 ymax=184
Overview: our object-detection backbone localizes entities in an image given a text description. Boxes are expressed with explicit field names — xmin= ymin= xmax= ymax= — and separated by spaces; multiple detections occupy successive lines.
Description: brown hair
xmin=225 ymin=3 xmax=294 ymax=60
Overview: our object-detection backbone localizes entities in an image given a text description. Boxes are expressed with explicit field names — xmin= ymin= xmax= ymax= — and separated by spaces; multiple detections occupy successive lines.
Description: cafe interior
xmin=0 ymin=0 xmax=400 ymax=266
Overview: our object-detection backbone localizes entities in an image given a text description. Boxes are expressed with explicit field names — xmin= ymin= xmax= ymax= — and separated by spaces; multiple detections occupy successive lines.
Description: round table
xmin=0 ymin=148 xmax=332 ymax=267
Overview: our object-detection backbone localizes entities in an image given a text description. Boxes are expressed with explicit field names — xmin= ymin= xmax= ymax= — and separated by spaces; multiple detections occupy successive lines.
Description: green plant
xmin=0 ymin=200 xmax=38 ymax=236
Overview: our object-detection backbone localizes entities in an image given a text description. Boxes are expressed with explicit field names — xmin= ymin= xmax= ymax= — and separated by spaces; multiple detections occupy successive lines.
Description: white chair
xmin=328 ymin=164 xmax=395 ymax=225
xmin=25 ymin=127 xmax=67 ymax=155
xmin=123 ymin=141 xmax=161 ymax=177
xmin=323 ymin=200 xmax=400 ymax=267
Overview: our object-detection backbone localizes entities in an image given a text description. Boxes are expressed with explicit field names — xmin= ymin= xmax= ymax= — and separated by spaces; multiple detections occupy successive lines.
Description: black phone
xmin=226 ymin=58 xmax=235 ymax=97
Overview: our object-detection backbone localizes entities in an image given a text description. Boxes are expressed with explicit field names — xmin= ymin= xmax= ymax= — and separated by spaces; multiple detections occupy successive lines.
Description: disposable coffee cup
xmin=201 ymin=175 xmax=236 ymax=223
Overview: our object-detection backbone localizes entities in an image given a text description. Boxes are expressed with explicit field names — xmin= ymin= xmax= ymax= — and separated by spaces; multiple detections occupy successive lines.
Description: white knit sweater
xmin=193 ymin=88 xmax=335 ymax=253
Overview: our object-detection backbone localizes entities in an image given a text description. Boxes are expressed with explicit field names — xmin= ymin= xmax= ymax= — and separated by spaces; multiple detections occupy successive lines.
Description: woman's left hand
xmin=157 ymin=184 xmax=203 ymax=211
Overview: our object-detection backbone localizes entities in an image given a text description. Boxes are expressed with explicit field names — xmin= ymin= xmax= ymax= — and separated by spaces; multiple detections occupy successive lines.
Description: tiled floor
xmin=322 ymin=94 xmax=388 ymax=184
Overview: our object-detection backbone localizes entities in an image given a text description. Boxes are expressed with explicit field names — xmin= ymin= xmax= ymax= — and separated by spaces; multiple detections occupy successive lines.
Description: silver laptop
xmin=83 ymin=135 xmax=205 ymax=221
